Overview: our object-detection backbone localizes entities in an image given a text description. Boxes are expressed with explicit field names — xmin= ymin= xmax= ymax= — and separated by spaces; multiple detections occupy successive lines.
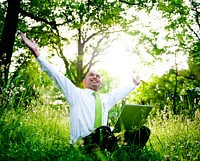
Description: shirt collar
xmin=84 ymin=88 xmax=96 ymax=95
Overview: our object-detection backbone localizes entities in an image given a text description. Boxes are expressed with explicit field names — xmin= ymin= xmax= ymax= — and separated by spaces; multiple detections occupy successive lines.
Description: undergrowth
xmin=0 ymin=106 xmax=199 ymax=161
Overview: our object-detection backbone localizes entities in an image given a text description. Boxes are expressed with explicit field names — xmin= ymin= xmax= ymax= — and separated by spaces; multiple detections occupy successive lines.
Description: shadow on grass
xmin=68 ymin=144 xmax=163 ymax=161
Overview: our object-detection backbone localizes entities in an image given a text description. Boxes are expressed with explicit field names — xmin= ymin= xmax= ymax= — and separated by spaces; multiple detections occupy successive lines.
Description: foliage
xmin=0 ymin=0 xmax=131 ymax=110
xmin=0 ymin=51 xmax=58 ymax=111
xmin=17 ymin=0 xmax=132 ymax=86
xmin=125 ymin=0 xmax=199 ymax=118
xmin=0 ymin=0 xmax=199 ymax=120
xmin=188 ymin=41 xmax=200 ymax=84
xmin=130 ymin=68 xmax=200 ymax=117
xmin=98 ymin=69 xmax=119 ymax=93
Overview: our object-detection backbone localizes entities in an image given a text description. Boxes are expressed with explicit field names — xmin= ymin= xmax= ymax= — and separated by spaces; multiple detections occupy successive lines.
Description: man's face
xmin=83 ymin=71 xmax=102 ymax=91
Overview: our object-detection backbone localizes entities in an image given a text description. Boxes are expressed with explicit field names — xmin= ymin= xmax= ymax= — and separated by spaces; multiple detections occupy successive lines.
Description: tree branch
xmin=187 ymin=24 xmax=200 ymax=40
xmin=19 ymin=8 xmax=58 ymax=29
xmin=84 ymin=30 xmax=106 ymax=45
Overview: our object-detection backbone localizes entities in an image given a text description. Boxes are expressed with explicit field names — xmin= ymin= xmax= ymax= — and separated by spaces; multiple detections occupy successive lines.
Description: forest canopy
xmin=0 ymin=0 xmax=199 ymax=117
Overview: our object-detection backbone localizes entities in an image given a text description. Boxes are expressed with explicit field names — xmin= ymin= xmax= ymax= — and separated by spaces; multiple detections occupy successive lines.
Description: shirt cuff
xmin=128 ymin=83 xmax=136 ymax=91
xmin=36 ymin=53 xmax=45 ymax=61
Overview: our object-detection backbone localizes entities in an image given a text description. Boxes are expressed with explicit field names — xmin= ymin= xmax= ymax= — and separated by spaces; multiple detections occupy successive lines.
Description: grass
xmin=148 ymin=111 xmax=200 ymax=161
xmin=0 ymin=105 xmax=199 ymax=161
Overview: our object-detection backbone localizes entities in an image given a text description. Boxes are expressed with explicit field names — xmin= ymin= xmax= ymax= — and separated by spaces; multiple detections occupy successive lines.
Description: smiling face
xmin=83 ymin=70 xmax=102 ymax=91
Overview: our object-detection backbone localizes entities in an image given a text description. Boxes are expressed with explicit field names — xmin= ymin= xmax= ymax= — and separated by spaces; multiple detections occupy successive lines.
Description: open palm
xmin=132 ymin=76 xmax=141 ymax=86
xmin=19 ymin=32 xmax=40 ymax=57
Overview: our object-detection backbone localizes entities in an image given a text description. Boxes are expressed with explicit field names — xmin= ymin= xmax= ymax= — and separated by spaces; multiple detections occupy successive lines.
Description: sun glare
xmin=95 ymin=35 xmax=188 ymax=87
xmin=95 ymin=37 xmax=150 ymax=86
xmin=51 ymin=9 xmax=188 ymax=88
xmin=105 ymin=46 xmax=138 ymax=83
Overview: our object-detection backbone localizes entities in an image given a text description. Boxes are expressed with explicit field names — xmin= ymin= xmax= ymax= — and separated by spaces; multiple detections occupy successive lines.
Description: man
xmin=19 ymin=32 xmax=150 ymax=152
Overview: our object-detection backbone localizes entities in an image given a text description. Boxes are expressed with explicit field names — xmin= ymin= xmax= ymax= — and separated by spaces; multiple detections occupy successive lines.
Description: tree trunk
xmin=0 ymin=0 xmax=21 ymax=95
xmin=172 ymin=55 xmax=178 ymax=115
xmin=77 ymin=28 xmax=84 ymax=87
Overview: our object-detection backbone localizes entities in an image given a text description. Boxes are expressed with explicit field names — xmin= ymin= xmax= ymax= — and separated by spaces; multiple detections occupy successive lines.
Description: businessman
xmin=19 ymin=32 xmax=150 ymax=152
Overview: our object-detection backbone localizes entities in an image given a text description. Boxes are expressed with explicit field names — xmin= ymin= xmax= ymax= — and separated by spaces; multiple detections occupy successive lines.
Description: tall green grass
xmin=0 ymin=107 xmax=70 ymax=160
xmin=148 ymin=110 xmax=200 ymax=161
xmin=0 ymin=105 xmax=199 ymax=160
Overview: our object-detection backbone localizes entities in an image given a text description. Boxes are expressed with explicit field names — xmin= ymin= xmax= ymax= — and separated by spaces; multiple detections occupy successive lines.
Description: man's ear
xmin=99 ymin=82 xmax=102 ymax=88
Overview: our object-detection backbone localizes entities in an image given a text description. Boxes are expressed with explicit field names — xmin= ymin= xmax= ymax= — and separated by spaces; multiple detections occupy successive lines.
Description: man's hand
xmin=132 ymin=76 xmax=141 ymax=86
xmin=19 ymin=32 xmax=40 ymax=58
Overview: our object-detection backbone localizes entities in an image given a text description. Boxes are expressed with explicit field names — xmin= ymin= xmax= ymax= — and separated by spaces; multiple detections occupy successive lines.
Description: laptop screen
xmin=113 ymin=104 xmax=152 ymax=133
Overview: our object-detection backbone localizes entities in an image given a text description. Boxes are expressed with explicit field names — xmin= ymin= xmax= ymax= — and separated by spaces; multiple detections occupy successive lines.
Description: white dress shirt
xmin=37 ymin=54 xmax=136 ymax=144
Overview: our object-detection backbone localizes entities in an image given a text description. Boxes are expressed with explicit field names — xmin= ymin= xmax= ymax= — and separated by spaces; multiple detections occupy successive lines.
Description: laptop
xmin=113 ymin=104 xmax=153 ymax=133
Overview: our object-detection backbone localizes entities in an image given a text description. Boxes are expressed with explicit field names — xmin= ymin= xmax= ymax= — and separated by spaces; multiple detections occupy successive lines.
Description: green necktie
xmin=93 ymin=92 xmax=102 ymax=128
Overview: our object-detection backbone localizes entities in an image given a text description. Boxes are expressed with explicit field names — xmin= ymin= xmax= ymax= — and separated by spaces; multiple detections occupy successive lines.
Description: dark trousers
xmin=81 ymin=126 xmax=150 ymax=152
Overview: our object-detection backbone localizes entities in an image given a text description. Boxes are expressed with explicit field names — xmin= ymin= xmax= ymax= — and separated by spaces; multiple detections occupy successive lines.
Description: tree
xmin=0 ymin=0 xmax=135 ymax=109
xmin=17 ymin=0 xmax=131 ymax=87
xmin=1 ymin=0 xmax=198 ymax=113
xmin=0 ymin=0 xmax=22 ymax=96
xmin=156 ymin=0 xmax=200 ymax=115
xmin=130 ymin=68 xmax=199 ymax=117
xmin=124 ymin=0 xmax=199 ymax=116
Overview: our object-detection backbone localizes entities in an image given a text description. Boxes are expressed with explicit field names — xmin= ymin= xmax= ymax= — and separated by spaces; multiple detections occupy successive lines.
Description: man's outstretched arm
xmin=19 ymin=32 xmax=40 ymax=58
xmin=19 ymin=32 xmax=78 ymax=106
